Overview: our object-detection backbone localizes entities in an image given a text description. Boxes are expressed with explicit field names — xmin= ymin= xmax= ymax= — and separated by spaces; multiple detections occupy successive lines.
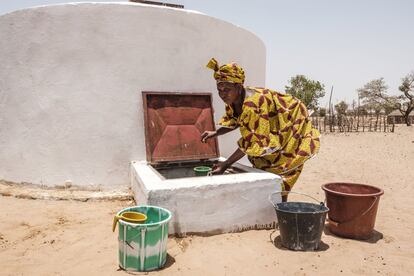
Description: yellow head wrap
xmin=206 ymin=58 xmax=245 ymax=84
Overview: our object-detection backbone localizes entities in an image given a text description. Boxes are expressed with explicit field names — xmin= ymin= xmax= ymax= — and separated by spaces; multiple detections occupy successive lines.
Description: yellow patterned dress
xmin=218 ymin=87 xmax=321 ymax=191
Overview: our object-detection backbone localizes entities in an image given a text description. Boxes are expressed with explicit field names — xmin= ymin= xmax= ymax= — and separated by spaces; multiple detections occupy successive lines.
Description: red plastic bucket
xmin=322 ymin=182 xmax=384 ymax=240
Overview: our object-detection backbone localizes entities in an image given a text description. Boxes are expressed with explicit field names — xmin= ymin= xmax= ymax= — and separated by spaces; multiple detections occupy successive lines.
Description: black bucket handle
xmin=268 ymin=191 xmax=324 ymax=209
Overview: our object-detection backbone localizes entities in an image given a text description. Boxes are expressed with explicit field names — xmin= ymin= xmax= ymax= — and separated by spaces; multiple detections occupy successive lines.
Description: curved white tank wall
xmin=0 ymin=2 xmax=266 ymax=189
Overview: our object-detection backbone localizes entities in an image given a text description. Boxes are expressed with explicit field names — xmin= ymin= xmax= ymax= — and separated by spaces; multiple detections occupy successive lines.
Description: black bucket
xmin=269 ymin=191 xmax=329 ymax=251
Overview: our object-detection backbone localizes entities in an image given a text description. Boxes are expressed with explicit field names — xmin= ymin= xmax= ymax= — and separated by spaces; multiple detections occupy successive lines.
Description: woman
xmin=201 ymin=58 xmax=320 ymax=202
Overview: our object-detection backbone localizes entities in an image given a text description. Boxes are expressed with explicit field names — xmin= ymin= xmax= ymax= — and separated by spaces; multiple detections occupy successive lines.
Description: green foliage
xmin=358 ymin=74 xmax=414 ymax=125
xmin=357 ymin=78 xmax=388 ymax=115
xmin=318 ymin=107 xmax=327 ymax=117
xmin=398 ymin=72 xmax=414 ymax=122
xmin=399 ymin=72 xmax=414 ymax=97
xmin=285 ymin=75 xmax=325 ymax=110
xmin=334 ymin=101 xmax=348 ymax=115
xmin=383 ymin=101 xmax=397 ymax=115
xmin=364 ymin=102 xmax=383 ymax=115
xmin=356 ymin=106 xmax=368 ymax=115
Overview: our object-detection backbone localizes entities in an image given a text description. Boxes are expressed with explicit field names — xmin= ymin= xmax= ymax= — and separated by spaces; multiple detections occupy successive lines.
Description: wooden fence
xmin=311 ymin=115 xmax=395 ymax=133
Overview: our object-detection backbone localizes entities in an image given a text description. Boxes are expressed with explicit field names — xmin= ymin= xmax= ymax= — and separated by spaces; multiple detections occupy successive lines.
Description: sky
xmin=1 ymin=0 xmax=413 ymax=107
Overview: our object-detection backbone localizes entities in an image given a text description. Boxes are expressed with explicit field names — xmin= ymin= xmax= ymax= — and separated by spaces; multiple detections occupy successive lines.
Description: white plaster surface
xmin=131 ymin=161 xmax=282 ymax=234
xmin=0 ymin=2 xmax=266 ymax=188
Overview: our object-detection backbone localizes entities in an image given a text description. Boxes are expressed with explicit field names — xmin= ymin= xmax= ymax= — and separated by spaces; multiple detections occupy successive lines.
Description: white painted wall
xmin=0 ymin=2 xmax=266 ymax=188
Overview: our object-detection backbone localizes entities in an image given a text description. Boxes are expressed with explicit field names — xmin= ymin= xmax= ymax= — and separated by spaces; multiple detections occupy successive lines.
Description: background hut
xmin=387 ymin=110 xmax=414 ymax=124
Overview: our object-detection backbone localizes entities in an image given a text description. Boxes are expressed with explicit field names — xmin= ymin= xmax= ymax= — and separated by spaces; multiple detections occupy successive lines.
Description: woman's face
xmin=217 ymin=82 xmax=241 ymax=105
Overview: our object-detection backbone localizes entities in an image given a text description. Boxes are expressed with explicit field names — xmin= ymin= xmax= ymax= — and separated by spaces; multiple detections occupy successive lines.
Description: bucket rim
xmin=275 ymin=201 xmax=329 ymax=214
xmin=321 ymin=182 xmax=384 ymax=197
xmin=193 ymin=166 xmax=212 ymax=172
xmin=117 ymin=205 xmax=172 ymax=227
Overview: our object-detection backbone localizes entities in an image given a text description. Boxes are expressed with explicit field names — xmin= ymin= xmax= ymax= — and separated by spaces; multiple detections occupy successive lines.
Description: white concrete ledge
xmin=131 ymin=160 xmax=282 ymax=235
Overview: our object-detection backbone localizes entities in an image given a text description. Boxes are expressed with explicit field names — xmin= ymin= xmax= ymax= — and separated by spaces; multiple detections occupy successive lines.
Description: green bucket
xmin=194 ymin=166 xmax=212 ymax=176
xmin=116 ymin=205 xmax=172 ymax=272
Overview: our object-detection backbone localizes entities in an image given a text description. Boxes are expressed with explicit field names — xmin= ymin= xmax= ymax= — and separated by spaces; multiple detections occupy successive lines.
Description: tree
xmin=383 ymin=101 xmax=396 ymax=115
xmin=364 ymin=102 xmax=383 ymax=115
xmin=358 ymin=75 xmax=414 ymax=126
xmin=285 ymin=75 xmax=325 ymax=111
xmin=357 ymin=78 xmax=387 ymax=116
xmin=397 ymin=72 xmax=414 ymax=125
xmin=356 ymin=106 xmax=368 ymax=116
xmin=318 ymin=107 xmax=327 ymax=117
xmin=351 ymin=99 xmax=357 ymax=111
xmin=357 ymin=78 xmax=388 ymax=129
xmin=349 ymin=99 xmax=357 ymax=116
xmin=335 ymin=101 xmax=348 ymax=115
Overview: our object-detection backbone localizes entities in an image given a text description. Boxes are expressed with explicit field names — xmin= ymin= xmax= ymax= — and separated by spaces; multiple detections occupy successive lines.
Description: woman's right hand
xmin=211 ymin=161 xmax=228 ymax=175
xmin=200 ymin=130 xmax=217 ymax=143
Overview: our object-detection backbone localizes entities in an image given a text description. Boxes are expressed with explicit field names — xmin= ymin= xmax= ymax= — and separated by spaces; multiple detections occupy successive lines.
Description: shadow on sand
xmin=269 ymin=230 xmax=330 ymax=252
xmin=116 ymin=253 xmax=176 ymax=274
xmin=323 ymin=223 xmax=384 ymax=244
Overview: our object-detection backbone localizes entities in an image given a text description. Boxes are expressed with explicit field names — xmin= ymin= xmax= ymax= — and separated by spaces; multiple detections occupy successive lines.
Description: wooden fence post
xmin=362 ymin=116 xmax=365 ymax=132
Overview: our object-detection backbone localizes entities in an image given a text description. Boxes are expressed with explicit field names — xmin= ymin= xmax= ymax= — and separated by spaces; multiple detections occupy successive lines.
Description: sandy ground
xmin=1 ymin=126 xmax=413 ymax=276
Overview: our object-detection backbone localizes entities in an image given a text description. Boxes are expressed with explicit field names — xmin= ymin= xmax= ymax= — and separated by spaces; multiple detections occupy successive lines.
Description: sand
xmin=1 ymin=126 xmax=413 ymax=275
